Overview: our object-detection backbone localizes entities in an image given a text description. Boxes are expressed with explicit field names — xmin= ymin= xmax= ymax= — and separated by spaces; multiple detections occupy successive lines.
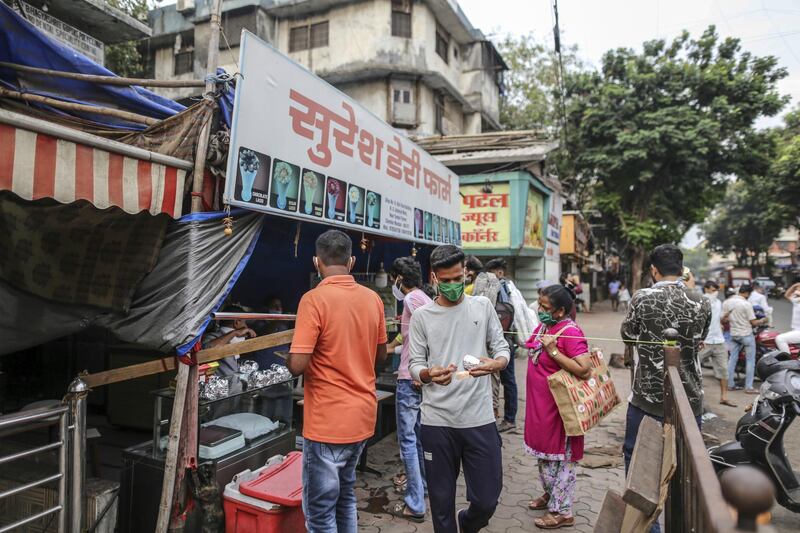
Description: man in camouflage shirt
xmin=621 ymin=245 xmax=710 ymax=474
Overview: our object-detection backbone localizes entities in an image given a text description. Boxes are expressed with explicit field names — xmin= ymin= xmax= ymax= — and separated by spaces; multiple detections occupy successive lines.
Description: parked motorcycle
xmin=709 ymin=351 xmax=800 ymax=513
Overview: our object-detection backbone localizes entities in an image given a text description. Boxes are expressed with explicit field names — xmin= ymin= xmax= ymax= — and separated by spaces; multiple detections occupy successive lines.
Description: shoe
xmin=745 ymin=388 xmax=760 ymax=395
xmin=456 ymin=508 xmax=466 ymax=533
xmin=497 ymin=420 xmax=516 ymax=433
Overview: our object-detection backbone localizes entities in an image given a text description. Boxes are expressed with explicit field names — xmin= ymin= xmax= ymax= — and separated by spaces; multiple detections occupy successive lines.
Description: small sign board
xmin=16 ymin=2 xmax=104 ymax=64
xmin=225 ymin=31 xmax=461 ymax=245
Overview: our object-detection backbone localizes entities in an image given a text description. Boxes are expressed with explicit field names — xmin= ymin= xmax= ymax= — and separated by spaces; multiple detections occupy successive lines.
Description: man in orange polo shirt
xmin=287 ymin=229 xmax=388 ymax=533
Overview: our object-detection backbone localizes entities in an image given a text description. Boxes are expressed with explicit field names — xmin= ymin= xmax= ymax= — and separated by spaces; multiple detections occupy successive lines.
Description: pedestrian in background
xmin=388 ymin=256 xmax=432 ymax=522
xmin=699 ymin=280 xmax=736 ymax=407
xmin=618 ymin=283 xmax=631 ymax=313
xmin=486 ymin=257 xmax=535 ymax=433
xmin=722 ymin=284 xmax=766 ymax=394
xmin=524 ymin=284 xmax=592 ymax=529
xmin=776 ymin=282 xmax=800 ymax=353
xmin=408 ymin=244 xmax=510 ymax=532
xmin=608 ymin=278 xmax=621 ymax=312
xmin=748 ymin=282 xmax=773 ymax=326
xmin=287 ymin=230 xmax=388 ymax=533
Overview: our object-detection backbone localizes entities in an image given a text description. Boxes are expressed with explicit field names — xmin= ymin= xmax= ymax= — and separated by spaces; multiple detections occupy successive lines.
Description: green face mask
xmin=438 ymin=281 xmax=465 ymax=302
xmin=538 ymin=310 xmax=558 ymax=326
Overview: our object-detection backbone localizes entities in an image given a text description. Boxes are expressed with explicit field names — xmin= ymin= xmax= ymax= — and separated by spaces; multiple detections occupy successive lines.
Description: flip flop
xmin=535 ymin=513 xmax=575 ymax=529
xmin=720 ymin=399 xmax=738 ymax=407
xmin=391 ymin=502 xmax=425 ymax=523
xmin=528 ymin=494 xmax=550 ymax=510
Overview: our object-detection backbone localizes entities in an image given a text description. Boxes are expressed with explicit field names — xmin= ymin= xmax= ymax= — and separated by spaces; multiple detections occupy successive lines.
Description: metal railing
xmin=0 ymin=377 xmax=87 ymax=533
xmin=662 ymin=329 xmax=774 ymax=533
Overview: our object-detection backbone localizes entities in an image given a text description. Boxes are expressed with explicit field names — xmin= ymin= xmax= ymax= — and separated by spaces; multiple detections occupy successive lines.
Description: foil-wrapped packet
xmin=462 ymin=354 xmax=481 ymax=371
xmin=200 ymin=375 xmax=230 ymax=400
xmin=239 ymin=360 xmax=259 ymax=376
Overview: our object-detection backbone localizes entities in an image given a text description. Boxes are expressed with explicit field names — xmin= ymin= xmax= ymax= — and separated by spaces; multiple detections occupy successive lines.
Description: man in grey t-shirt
xmin=408 ymin=245 xmax=509 ymax=532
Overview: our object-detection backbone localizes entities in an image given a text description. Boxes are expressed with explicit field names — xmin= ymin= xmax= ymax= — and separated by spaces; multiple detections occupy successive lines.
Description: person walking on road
xmin=287 ymin=230 xmax=388 ymax=533
xmin=608 ymin=278 xmax=621 ymax=312
xmin=723 ymin=284 xmax=767 ymax=394
xmin=776 ymin=282 xmax=800 ymax=353
xmin=699 ymin=280 xmax=736 ymax=407
xmin=523 ymin=284 xmax=593 ymax=529
xmin=618 ymin=283 xmax=631 ymax=313
xmin=387 ymin=256 xmax=432 ymax=522
xmin=408 ymin=244 xmax=510 ymax=533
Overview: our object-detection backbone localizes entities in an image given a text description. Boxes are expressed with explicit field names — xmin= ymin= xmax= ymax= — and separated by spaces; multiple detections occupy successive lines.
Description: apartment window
xmin=174 ymin=51 xmax=194 ymax=75
xmin=391 ymin=0 xmax=412 ymax=38
xmin=290 ymin=21 xmax=329 ymax=52
xmin=434 ymin=91 xmax=445 ymax=134
xmin=435 ymin=26 xmax=449 ymax=64
xmin=310 ymin=21 xmax=329 ymax=48
xmin=393 ymin=89 xmax=411 ymax=104
xmin=289 ymin=26 xmax=309 ymax=52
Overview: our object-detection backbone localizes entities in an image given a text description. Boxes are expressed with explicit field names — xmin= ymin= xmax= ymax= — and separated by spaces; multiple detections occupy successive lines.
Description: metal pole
xmin=58 ymin=410 xmax=68 ymax=533
xmin=67 ymin=377 xmax=88 ymax=533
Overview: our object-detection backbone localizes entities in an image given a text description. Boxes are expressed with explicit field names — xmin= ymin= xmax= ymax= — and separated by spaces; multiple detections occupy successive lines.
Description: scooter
xmin=732 ymin=305 xmax=799 ymax=380
xmin=709 ymin=351 xmax=800 ymax=513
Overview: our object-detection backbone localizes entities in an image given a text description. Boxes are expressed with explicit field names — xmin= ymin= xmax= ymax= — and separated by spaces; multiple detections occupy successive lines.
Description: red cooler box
xmin=223 ymin=452 xmax=305 ymax=532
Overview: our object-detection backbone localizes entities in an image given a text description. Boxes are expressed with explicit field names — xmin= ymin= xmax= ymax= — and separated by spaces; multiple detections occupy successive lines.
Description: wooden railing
xmin=662 ymin=328 xmax=774 ymax=533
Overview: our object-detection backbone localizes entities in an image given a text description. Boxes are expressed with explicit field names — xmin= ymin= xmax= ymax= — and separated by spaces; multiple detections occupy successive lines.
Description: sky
xmin=458 ymin=0 xmax=800 ymax=128
xmin=458 ymin=0 xmax=800 ymax=249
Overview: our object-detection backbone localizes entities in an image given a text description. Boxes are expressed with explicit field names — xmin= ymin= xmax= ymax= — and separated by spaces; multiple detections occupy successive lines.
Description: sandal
xmin=392 ymin=473 xmax=407 ymax=486
xmin=720 ymin=399 xmax=738 ymax=407
xmin=391 ymin=502 xmax=425 ymax=523
xmin=535 ymin=513 xmax=575 ymax=529
xmin=528 ymin=494 xmax=550 ymax=510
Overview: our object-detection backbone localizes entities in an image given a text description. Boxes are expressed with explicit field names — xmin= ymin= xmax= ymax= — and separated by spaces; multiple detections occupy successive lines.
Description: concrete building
xmin=4 ymin=0 xmax=152 ymax=64
xmin=144 ymin=0 xmax=506 ymax=135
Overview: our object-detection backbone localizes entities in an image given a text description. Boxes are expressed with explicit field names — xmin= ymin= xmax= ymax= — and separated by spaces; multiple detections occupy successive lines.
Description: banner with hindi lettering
xmin=224 ymin=31 xmax=461 ymax=245
xmin=460 ymin=183 xmax=511 ymax=248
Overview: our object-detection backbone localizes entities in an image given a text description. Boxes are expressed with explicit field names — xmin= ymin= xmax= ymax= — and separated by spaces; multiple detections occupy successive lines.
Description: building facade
xmin=144 ymin=0 xmax=506 ymax=136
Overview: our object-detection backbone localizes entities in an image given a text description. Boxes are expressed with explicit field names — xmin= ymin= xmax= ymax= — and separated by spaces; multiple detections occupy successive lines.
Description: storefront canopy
xmin=0 ymin=109 xmax=191 ymax=218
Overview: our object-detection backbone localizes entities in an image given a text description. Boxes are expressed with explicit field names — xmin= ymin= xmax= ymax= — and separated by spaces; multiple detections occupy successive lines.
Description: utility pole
xmin=155 ymin=0 xmax=223 ymax=530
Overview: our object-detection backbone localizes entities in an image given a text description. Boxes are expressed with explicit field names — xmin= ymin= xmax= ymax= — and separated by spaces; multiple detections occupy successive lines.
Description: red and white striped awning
xmin=0 ymin=110 xmax=191 ymax=218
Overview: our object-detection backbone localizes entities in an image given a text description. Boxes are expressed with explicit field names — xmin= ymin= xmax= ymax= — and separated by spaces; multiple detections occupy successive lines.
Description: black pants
xmin=500 ymin=337 xmax=518 ymax=423
xmin=421 ymin=423 xmax=503 ymax=533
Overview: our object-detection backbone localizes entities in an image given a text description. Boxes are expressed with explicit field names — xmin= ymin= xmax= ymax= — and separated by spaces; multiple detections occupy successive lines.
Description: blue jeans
xmin=727 ymin=334 xmax=756 ymax=390
xmin=499 ymin=348 xmax=518 ymax=424
xmin=302 ymin=438 xmax=366 ymax=533
xmin=623 ymin=404 xmax=703 ymax=533
xmin=396 ymin=379 xmax=427 ymax=515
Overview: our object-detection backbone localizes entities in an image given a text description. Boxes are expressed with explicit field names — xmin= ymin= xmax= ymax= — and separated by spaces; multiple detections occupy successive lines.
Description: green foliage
xmin=104 ymin=0 xmax=150 ymax=77
xmin=704 ymin=104 xmax=800 ymax=262
xmin=496 ymin=33 xmax=583 ymax=133
xmin=682 ymin=246 xmax=711 ymax=276
xmin=562 ymin=27 xmax=788 ymax=272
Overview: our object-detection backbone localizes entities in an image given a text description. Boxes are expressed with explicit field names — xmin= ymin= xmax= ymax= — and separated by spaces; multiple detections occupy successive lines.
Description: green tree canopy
xmin=562 ymin=27 xmax=788 ymax=287
xmin=496 ymin=33 xmax=582 ymax=133
xmin=105 ymin=0 xmax=150 ymax=77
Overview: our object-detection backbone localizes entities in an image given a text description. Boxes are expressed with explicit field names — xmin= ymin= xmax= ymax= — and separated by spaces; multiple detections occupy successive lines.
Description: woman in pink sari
xmin=524 ymin=284 xmax=592 ymax=529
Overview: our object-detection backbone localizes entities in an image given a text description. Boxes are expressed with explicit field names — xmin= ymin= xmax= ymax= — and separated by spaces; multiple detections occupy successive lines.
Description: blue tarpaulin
xmin=0 ymin=1 xmax=184 ymax=130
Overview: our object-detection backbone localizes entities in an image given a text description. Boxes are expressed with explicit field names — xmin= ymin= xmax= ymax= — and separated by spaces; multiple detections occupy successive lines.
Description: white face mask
xmin=708 ymin=291 xmax=718 ymax=299
xmin=392 ymin=278 xmax=405 ymax=301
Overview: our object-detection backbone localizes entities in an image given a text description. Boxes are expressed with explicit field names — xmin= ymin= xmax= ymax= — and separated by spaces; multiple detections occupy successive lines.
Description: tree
xmin=769 ymin=105 xmax=800 ymax=222
xmin=496 ymin=33 xmax=583 ymax=133
xmin=702 ymin=177 xmax=787 ymax=273
xmin=562 ymin=27 xmax=788 ymax=289
xmin=105 ymin=0 xmax=150 ymax=77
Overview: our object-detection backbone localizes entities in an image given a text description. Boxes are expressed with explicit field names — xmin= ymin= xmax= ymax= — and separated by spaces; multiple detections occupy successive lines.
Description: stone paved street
xmin=356 ymin=299 xmax=800 ymax=532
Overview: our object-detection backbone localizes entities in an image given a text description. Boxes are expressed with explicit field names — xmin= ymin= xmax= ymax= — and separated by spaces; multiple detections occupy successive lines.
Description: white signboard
xmin=225 ymin=31 xmax=461 ymax=245
xmin=547 ymin=193 xmax=562 ymax=244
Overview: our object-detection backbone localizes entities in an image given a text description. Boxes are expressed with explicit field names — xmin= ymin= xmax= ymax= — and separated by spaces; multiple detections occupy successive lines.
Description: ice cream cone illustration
xmin=327 ymin=179 xmax=341 ymax=219
xmin=348 ymin=187 xmax=361 ymax=223
xmin=238 ymin=149 xmax=259 ymax=202
xmin=367 ymin=192 xmax=378 ymax=226
xmin=302 ymin=171 xmax=318 ymax=214
xmin=274 ymin=162 xmax=293 ymax=209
